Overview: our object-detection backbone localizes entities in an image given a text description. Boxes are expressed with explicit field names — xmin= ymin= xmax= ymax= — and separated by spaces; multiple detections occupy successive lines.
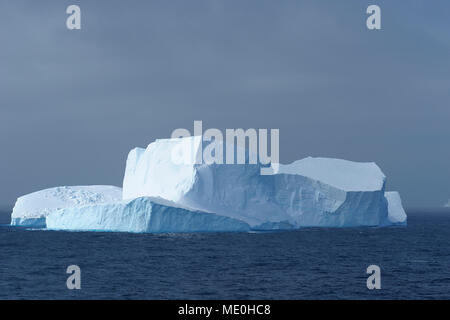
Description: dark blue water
xmin=0 ymin=211 xmax=449 ymax=299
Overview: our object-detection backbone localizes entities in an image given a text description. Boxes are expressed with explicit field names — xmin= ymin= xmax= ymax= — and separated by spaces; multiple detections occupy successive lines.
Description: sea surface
xmin=0 ymin=211 xmax=449 ymax=299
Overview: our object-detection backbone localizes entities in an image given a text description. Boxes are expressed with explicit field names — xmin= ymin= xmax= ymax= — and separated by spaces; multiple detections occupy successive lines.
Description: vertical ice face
xmin=122 ymin=137 xmax=402 ymax=228
xmin=46 ymin=197 xmax=250 ymax=233
xmin=11 ymin=186 xmax=122 ymax=227
xmin=123 ymin=137 xmax=201 ymax=202
xmin=384 ymin=191 xmax=407 ymax=225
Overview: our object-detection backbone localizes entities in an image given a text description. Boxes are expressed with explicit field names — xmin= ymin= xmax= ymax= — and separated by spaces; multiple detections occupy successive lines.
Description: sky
xmin=0 ymin=0 xmax=449 ymax=207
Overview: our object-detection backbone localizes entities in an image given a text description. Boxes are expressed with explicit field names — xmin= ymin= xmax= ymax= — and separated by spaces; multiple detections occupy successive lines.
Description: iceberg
xmin=383 ymin=191 xmax=407 ymax=225
xmin=11 ymin=136 xmax=407 ymax=232
xmin=123 ymin=136 xmax=405 ymax=229
xmin=11 ymin=186 xmax=122 ymax=227
xmin=46 ymin=197 xmax=250 ymax=233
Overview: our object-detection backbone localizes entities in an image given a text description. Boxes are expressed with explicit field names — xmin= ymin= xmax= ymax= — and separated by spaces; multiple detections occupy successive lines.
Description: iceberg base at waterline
xmin=10 ymin=217 xmax=47 ymax=228
xmin=11 ymin=188 xmax=407 ymax=233
xmin=46 ymin=197 xmax=250 ymax=233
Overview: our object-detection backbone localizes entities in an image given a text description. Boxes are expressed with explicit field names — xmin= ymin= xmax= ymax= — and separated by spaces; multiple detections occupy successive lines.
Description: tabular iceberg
xmin=11 ymin=186 xmax=122 ymax=227
xmin=11 ymin=136 xmax=407 ymax=232
xmin=123 ymin=136 xmax=406 ymax=229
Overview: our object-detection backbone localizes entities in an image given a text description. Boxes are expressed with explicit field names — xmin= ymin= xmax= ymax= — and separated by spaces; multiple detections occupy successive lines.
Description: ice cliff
xmin=46 ymin=197 xmax=250 ymax=233
xmin=383 ymin=191 xmax=407 ymax=226
xmin=123 ymin=136 xmax=406 ymax=229
xmin=11 ymin=136 xmax=407 ymax=232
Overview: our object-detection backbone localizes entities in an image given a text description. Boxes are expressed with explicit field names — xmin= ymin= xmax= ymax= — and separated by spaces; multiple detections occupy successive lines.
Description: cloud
xmin=1 ymin=0 xmax=450 ymax=206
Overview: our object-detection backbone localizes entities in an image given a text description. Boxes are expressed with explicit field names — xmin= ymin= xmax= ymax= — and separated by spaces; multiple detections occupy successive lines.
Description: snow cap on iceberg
xmin=11 ymin=185 xmax=122 ymax=227
xmin=276 ymin=157 xmax=386 ymax=192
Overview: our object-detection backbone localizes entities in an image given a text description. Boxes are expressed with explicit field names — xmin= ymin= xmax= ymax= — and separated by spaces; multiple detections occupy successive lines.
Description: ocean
xmin=0 ymin=211 xmax=449 ymax=299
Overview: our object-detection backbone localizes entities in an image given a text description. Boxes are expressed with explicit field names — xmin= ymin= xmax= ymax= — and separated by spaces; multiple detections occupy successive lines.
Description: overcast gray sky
xmin=1 ymin=0 xmax=449 ymax=207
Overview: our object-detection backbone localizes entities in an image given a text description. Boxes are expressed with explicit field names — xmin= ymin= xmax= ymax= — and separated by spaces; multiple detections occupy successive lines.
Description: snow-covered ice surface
xmin=46 ymin=197 xmax=250 ymax=233
xmin=11 ymin=186 xmax=122 ymax=227
xmin=123 ymin=136 xmax=406 ymax=229
xmin=276 ymin=157 xmax=385 ymax=191
xmin=11 ymin=136 xmax=407 ymax=233
xmin=383 ymin=191 xmax=407 ymax=225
